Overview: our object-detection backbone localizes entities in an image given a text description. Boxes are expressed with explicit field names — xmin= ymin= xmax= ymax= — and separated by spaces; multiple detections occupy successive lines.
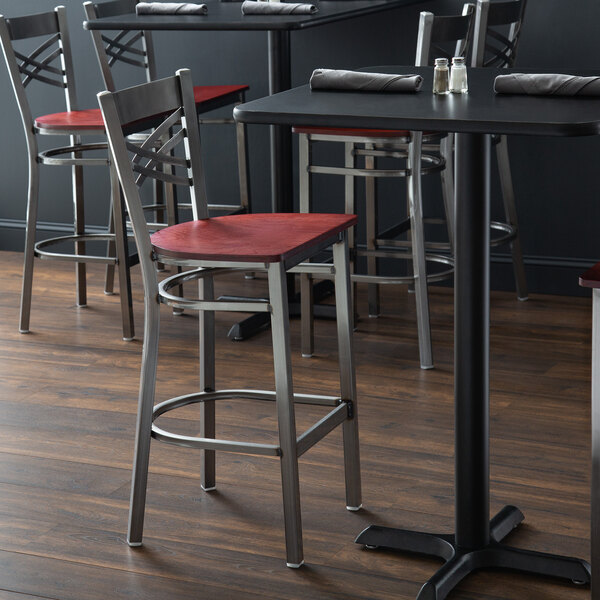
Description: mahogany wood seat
xmin=34 ymin=108 xmax=106 ymax=131
xmin=193 ymin=83 xmax=249 ymax=105
xmin=151 ymin=213 xmax=357 ymax=263
xmin=98 ymin=68 xmax=362 ymax=569
xmin=579 ymin=263 xmax=600 ymax=289
xmin=0 ymin=6 xmax=134 ymax=339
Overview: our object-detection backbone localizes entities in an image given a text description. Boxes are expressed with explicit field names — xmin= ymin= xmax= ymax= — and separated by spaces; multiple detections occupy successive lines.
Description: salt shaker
xmin=450 ymin=56 xmax=468 ymax=93
xmin=432 ymin=58 xmax=449 ymax=95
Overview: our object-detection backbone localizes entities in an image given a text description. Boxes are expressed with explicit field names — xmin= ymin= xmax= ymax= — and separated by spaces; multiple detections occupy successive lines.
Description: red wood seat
xmin=193 ymin=84 xmax=249 ymax=105
xmin=35 ymin=108 xmax=105 ymax=132
xmin=579 ymin=263 xmax=600 ymax=289
xmin=151 ymin=213 xmax=358 ymax=263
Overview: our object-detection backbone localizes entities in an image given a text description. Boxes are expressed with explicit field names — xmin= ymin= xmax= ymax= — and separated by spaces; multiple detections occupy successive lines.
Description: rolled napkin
xmin=494 ymin=73 xmax=600 ymax=96
xmin=136 ymin=2 xmax=208 ymax=15
xmin=241 ymin=1 xmax=318 ymax=15
xmin=310 ymin=69 xmax=423 ymax=93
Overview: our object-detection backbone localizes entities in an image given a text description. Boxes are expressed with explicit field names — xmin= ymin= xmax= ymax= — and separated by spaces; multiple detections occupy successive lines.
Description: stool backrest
xmin=472 ymin=0 xmax=527 ymax=68
xmin=415 ymin=3 xmax=476 ymax=67
xmin=98 ymin=69 xmax=207 ymax=288
xmin=84 ymin=0 xmax=157 ymax=92
xmin=0 ymin=6 xmax=78 ymax=141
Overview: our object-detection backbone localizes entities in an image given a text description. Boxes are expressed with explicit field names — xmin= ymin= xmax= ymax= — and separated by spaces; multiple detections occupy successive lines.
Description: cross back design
xmin=14 ymin=32 xmax=65 ymax=89
xmin=102 ymin=29 xmax=148 ymax=70
xmin=483 ymin=25 xmax=519 ymax=68
xmin=126 ymin=107 xmax=191 ymax=191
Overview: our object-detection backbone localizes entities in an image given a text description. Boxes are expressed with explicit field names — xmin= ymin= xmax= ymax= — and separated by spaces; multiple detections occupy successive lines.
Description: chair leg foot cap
xmin=19 ymin=329 xmax=30 ymax=334
xmin=301 ymin=353 xmax=313 ymax=358
xmin=127 ymin=541 xmax=142 ymax=547
xmin=286 ymin=560 xmax=305 ymax=569
xmin=517 ymin=295 xmax=529 ymax=302
xmin=346 ymin=504 xmax=362 ymax=512
xmin=122 ymin=337 xmax=134 ymax=342
xmin=201 ymin=485 xmax=216 ymax=492
xmin=104 ymin=291 xmax=115 ymax=296
xmin=420 ymin=364 xmax=434 ymax=370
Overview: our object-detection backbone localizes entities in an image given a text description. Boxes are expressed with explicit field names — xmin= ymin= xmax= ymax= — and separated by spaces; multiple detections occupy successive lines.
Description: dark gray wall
xmin=0 ymin=0 xmax=598 ymax=296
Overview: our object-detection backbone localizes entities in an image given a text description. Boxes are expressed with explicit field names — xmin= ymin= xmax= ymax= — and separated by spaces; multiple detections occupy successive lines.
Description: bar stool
xmin=0 ymin=6 xmax=134 ymax=339
xmin=472 ymin=0 xmax=529 ymax=301
xmin=98 ymin=68 xmax=361 ymax=568
xmin=296 ymin=5 xmax=476 ymax=368
xmin=579 ymin=264 xmax=600 ymax=598
xmin=84 ymin=0 xmax=251 ymax=220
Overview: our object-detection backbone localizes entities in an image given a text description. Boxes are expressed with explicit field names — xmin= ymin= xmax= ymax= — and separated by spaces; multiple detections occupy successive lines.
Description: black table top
xmin=84 ymin=0 xmax=422 ymax=32
xmin=234 ymin=67 xmax=600 ymax=137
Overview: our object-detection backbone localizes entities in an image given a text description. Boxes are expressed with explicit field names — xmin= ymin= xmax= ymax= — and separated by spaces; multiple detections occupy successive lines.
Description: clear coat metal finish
xmin=98 ymin=68 xmax=361 ymax=567
xmin=296 ymin=5 xmax=476 ymax=369
xmin=0 ymin=5 xmax=133 ymax=339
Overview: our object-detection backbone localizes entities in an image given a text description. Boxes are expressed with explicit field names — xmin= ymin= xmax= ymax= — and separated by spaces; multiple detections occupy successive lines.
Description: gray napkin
xmin=136 ymin=2 xmax=208 ymax=14
xmin=494 ymin=73 xmax=600 ymax=96
xmin=241 ymin=1 xmax=318 ymax=15
xmin=310 ymin=69 xmax=423 ymax=93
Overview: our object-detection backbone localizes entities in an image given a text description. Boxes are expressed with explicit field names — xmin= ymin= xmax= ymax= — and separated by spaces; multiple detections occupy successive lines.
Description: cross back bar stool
xmin=472 ymin=0 xmax=529 ymax=301
xmin=0 ymin=5 xmax=134 ymax=339
xmin=98 ymin=68 xmax=361 ymax=568
xmin=84 ymin=0 xmax=251 ymax=218
xmin=297 ymin=4 xmax=476 ymax=368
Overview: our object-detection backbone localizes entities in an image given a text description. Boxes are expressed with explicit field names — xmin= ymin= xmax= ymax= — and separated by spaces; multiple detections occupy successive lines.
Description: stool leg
xmin=344 ymin=142 xmax=359 ymax=326
xmin=268 ymin=261 xmax=303 ymax=568
xmin=199 ymin=275 xmax=216 ymax=491
xmin=235 ymin=111 xmax=251 ymax=213
xmin=592 ymin=288 xmax=600 ymax=599
xmin=104 ymin=199 xmax=116 ymax=296
xmin=496 ymin=135 xmax=528 ymax=301
xmin=72 ymin=152 xmax=87 ymax=307
xmin=408 ymin=132 xmax=433 ymax=370
xmin=299 ymin=133 xmax=314 ymax=358
xmin=332 ymin=236 xmax=362 ymax=511
xmin=19 ymin=154 xmax=39 ymax=334
xmin=109 ymin=165 xmax=134 ymax=341
xmin=365 ymin=143 xmax=380 ymax=318
xmin=440 ymin=134 xmax=455 ymax=252
xmin=128 ymin=289 xmax=161 ymax=546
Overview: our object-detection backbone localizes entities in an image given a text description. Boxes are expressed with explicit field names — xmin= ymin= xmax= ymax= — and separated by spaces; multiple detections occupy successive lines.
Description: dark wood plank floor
xmin=0 ymin=250 xmax=592 ymax=600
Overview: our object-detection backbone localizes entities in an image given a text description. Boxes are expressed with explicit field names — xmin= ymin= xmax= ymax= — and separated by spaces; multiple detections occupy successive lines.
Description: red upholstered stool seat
xmin=35 ymin=108 xmax=105 ymax=132
xmin=193 ymin=84 xmax=249 ymax=105
xmin=579 ymin=263 xmax=600 ymax=288
xmin=151 ymin=213 xmax=358 ymax=263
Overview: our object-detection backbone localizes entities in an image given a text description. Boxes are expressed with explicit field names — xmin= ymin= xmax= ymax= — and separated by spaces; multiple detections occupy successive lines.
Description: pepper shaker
xmin=432 ymin=58 xmax=449 ymax=95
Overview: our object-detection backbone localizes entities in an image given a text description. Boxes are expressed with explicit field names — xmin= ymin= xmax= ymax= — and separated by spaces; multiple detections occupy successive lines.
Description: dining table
xmin=233 ymin=66 xmax=596 ymax=599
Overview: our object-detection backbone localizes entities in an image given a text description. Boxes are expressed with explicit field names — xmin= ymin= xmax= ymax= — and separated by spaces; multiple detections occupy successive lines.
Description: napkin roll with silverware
xmin=494 ymin=73 xmax=600 ymax=96
xmin=136 ymin=2 xmax=208 ymax=14
xmin=310 ymin=69 xmax=423 ymax=92
xmin=241 ymin=1 xmax=317 ymax=14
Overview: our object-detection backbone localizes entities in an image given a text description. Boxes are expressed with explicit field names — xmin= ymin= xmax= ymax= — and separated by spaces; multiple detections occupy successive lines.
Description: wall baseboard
xmin=0 ymin=218 xmax=594 ymax=297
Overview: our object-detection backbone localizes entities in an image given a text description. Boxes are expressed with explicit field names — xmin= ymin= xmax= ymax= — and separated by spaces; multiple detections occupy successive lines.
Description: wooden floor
xmin=0 ymin=250 xmax=592 ymax=600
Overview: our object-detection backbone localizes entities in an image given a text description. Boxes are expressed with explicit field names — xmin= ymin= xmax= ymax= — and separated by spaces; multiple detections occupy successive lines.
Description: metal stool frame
xmin=0 ymin=5 xmax=134 ymax=340
xmin=98 ymin=68 xmax=361 ymax=568
xmin=472 ymin=0 xmax=529 ymax=301
xmin=84 ymin=0 xmax=251 ymax=218
xmin=298 ymin=5 xmax=476 ymax=369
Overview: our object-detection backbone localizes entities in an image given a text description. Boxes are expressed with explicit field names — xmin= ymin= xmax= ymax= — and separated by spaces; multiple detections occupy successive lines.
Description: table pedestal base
xmin=355 ymin=505 xmax=590 ymax=600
